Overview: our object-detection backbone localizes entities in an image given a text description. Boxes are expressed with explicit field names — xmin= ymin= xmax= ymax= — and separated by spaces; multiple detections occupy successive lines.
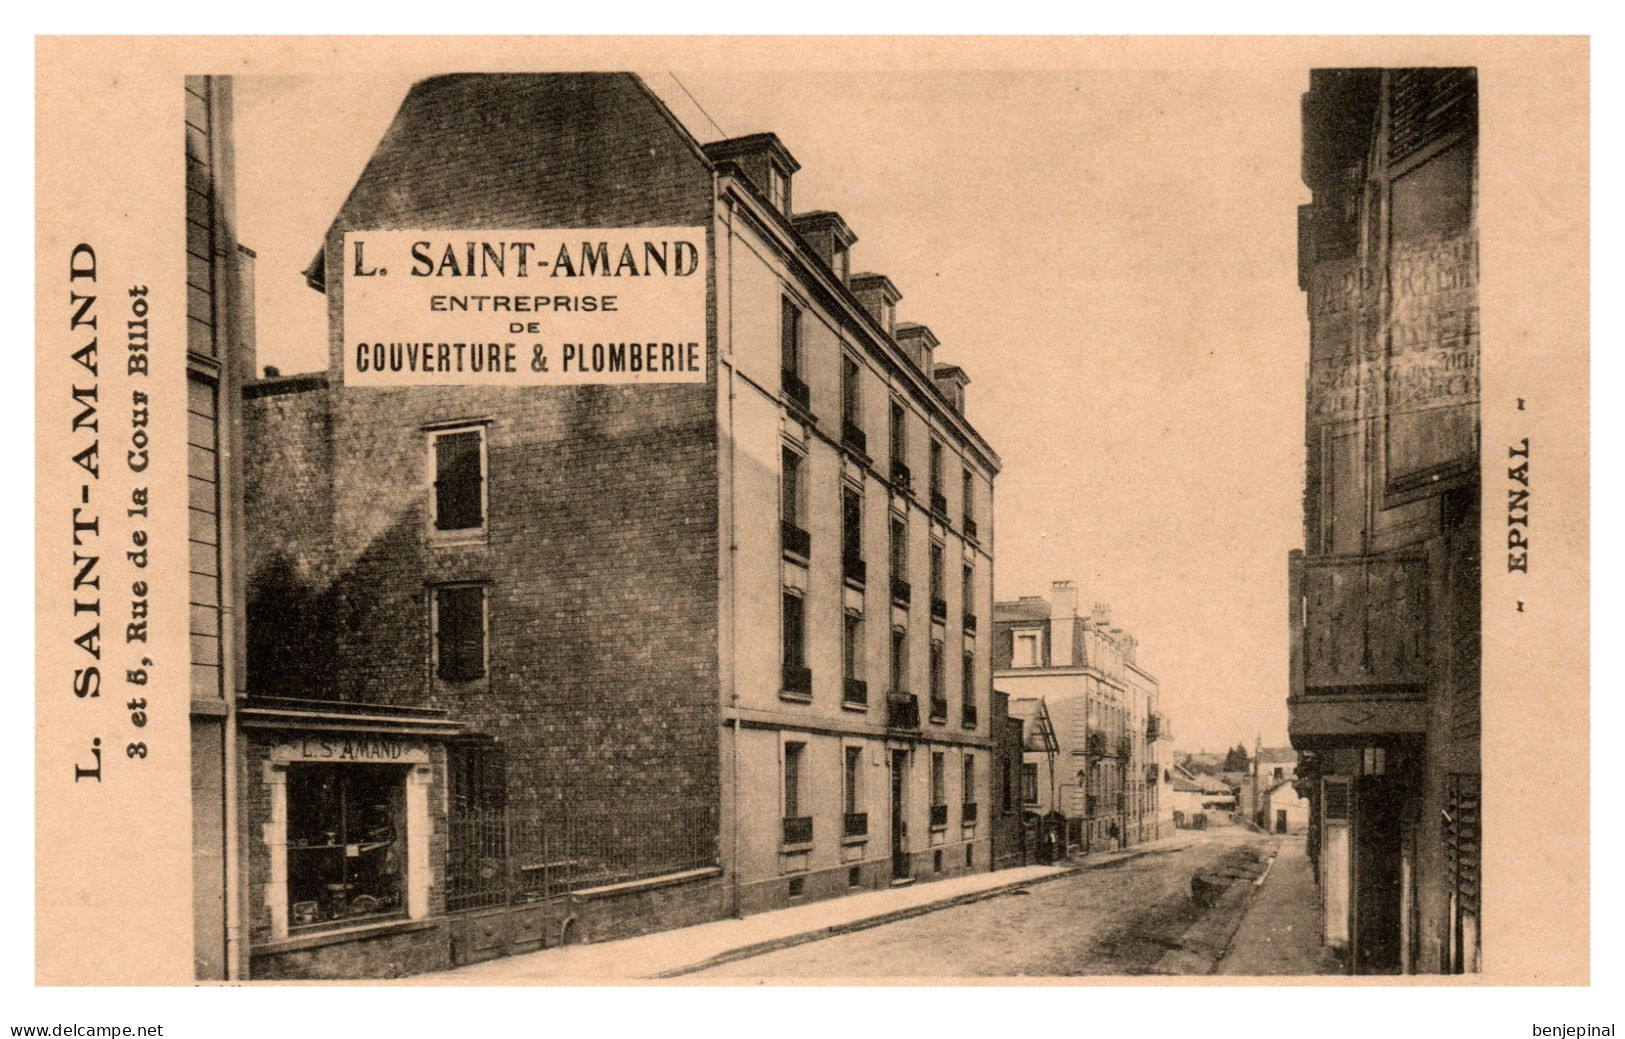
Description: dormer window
xmin=769 ymin=164 xmax=789 ymax=214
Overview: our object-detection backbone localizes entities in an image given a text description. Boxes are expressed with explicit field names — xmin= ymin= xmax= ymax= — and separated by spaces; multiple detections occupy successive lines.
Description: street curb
xmin=648 ymin=843 xmax=1171 ymax=979
xmin=1208 ymin=840 xmax=1283 ymax=973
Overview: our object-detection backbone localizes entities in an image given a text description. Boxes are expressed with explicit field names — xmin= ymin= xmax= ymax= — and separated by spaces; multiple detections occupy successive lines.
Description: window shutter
xmin=437 ymin=586 xmax=485 ymax=681
xmin=434 ymin=431 xmax=483 ymax=531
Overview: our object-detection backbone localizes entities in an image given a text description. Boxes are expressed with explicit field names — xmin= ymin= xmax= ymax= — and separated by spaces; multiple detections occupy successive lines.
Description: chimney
xmin=703 ymin=133 xmax=800 ymax=217
xmin=1050 ymin=581 xmax=1078 ymax=666
xmin=791 ymin=211 xmax=857 ymax=284
xmin=234 ymin=243 xmax=258 ymax=384
xmin=894 ymin=323 xmax=939 ymax=373
xmin=932 ymin=363 xmax=970 ymax=413
xmin=848 ymin=273 xmax=901 ymax=336
xmin=1091 ymin=602 xmax=1111 ymax=628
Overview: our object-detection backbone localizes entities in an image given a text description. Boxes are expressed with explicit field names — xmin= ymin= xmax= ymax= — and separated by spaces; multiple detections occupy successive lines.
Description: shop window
xmin=430 ymin=427 xmax=485 ymax=534
xmin=435 ymin=585 xmax=486 ymax=682
xmin=285 ymin=764 xmax=407 ymax=929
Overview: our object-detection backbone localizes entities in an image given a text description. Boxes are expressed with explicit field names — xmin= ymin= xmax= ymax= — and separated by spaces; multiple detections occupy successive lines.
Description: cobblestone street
xmin=684 ymin=828 xmax=1283 ymax=979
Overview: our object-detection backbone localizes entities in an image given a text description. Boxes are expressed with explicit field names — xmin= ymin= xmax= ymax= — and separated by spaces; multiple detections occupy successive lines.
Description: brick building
xmin=1288 ymin=68 xmax=1480 ymax=974
xmin=222 ymin=73 xmax=999 ymax=978
xmin=992 ymin=582 xmax=1171 ymax=855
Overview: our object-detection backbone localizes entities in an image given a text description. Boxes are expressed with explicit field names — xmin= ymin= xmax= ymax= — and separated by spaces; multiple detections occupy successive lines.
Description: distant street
xmin=689 ymin=829 xmax=1278 ymax=978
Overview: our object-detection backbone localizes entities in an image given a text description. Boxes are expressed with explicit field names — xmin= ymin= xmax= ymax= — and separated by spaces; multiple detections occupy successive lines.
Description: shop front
xmin=238 ymin=699 xmax=462 ymax=980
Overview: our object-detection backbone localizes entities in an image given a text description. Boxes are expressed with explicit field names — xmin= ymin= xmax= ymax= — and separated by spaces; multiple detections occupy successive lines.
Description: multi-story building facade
xmin=228 ymin=73 xmax=998 ymax=978
xmin=1288 ymin=68 xmax=1480 ymax=975
xmin=992 ymin=582 xmax=1169 ymax=854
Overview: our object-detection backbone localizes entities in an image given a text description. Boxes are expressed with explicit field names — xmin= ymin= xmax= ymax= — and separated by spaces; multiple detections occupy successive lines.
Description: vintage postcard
xmin=33 ymin=35 xmax=1588 ymax=989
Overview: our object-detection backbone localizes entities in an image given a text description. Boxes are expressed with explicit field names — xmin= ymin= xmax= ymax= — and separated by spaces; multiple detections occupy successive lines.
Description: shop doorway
xmin=891 ymin=751 xmax=910 ymax=880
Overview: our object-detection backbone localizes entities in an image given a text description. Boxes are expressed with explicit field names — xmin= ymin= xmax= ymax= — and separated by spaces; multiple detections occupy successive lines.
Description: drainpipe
xmin=718 ymin=182 xmax=743 ymax=919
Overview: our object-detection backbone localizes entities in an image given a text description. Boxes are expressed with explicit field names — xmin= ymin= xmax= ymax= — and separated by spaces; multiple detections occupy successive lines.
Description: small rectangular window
xmin=843 ymin=614 xmax=863 ymax=682
xmin=783 ymin=592 xmax=806 ymax=670
xmin=891 ymin=629 xmax=908 ymax=692
xmin=889 ymin=401 xmax=906 ymax=467
xmin=842 ymin=354 xmax=861 ymax=426
xmin=432 ymin=428 xmax=485 ymax=533
xmin=780 ymin=296 xmax=801 ymax=375
xmin=782 ymin=448 xmax=804 ymax=529
xmin=1022 ymin=762 xmax=1038 ymax=804
xmin=1014 ymin=631 xmax=1039 ymax=668
xmin=435 ymin=585 xmax=486 ymax=682
xmin=844 ymin=746 xmax=862 ymax=816
xmin=784 ymin=741 xmax=805 ymax=818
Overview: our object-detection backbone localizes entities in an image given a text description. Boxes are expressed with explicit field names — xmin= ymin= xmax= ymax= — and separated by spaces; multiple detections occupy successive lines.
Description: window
xmin=929 ymin=642 xmax=944 ymax=709
xmin=929 ymin=440 xmax=943 ymax=493
xmin=842 ymin=354 xmax=861 ymax=427
xmin=890 ymin=517 xmax=908 ymax=580
xmin=783 ymin=591 xmax=806 ymax=671
xmin=1013 ymin=630 xmax=1039 ymax=668
xmin=890 ymin=628 xmax=908 ymax=692
xmin=286 ymin=764 xmax=407 ymax=929
xmin=769 ymin=164 xmax=788 ymax=214
xmin=844 ymin=746 xmax=863 ymax=816
xmin=842 ymin=487 xmax=863 ymax=573
xmin=434 ymin=585 xmax=486 ymax=682
xmin=931 ymin=752 xmax=945 ymax=806
xmin=781 ymin=447 xmax=807 ymax=551
xmin=930 ymin=542 xmax=944 ymax=601
xmin=962 ymin=651 xmax=975 ymax=709
xmin=962 ymin=565 xmax=975 ymax=626
xmin=843 ymin=613 xmax=864 ymax=682
xmin=780 ymin=296 xmax=801 ymax=376
xmin=962 ymin=468 xmax=974 ymax=521
xmin=963 ymin=754 xmax=976 ymax=807
xmin=889 ymin=400 xmax=906 ymax=469
xmin=1021 ymin=762 xmax=1038 ymax=804
xmin=783 ymin=744 xmax=802 ymax=816
xmin=431 ymin=427 xmax=485 ymax=534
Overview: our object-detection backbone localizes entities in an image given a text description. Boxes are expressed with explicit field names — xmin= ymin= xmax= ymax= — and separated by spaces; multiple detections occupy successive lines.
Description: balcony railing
xmin=930 ymin=597 xmax=948 ymax=621
xmin=782 ymin=815 xmax=813 ymax=845
xmin=843 ymin=812 xmax=868 ymax=839
xmin=1147 ymin=713 xmax=1169 ymax=740
xmin=890 ymin=461 xmax=912 ymax=494
xmin=930 ymin=490 xmax=948 ymax=517
xmin=890 ymin=576 xmax=912 ymax=607
xmin=842 ymin=420 xmax=868 ymax=456
xmin=962 ymin=612 xmax=977 ymax=633
xmin=1085 ymin=731 xmax=1109 ymax=758
xmin=1146 ymin=763 xmax=1160 ymax=785
xmin=961 ymin=703 xmax=978 ymax=728
xmin=929 ymin=696 xmax=948 ymax=723
xmin=1116 ymin=738 xmax=1133 ymax=762
xmin=843 ymin=555 xmax=867 ymax=586
xmin=929 ymin=804 xmax=948 ymax=828
xmin=963 ymin=518 xmax=977 ymax=542
xmin=782 ymin=664 xmax=812 ymax=697
xmin=781 ymin=368 xmax=810 ymax=412
xmin=961 ymin=802 xmax=979 ymax=824
xmin=781 ymin=521 xmax=810 ymax=559
xmin=843 ymin=678 xmax=869 ymax=707
xmin=887 ymin=693 xmax=920 ymax=730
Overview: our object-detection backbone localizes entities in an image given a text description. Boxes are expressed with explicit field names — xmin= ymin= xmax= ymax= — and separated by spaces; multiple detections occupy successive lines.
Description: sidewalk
xmin=430 ymin=839 xmax=1176 ymax=983
xmin=1216 ymin=833 xmax=1342 ymax=976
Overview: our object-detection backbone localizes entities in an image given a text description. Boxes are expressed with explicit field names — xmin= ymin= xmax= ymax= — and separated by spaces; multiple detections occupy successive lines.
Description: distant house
xmin=1241 ymin=746 xmax=1300 ymax=824
xmin=1261 ymin=776 xmax=1310 ymax=834
xmin=1170 ymin=764 xmax=1235 ymax=825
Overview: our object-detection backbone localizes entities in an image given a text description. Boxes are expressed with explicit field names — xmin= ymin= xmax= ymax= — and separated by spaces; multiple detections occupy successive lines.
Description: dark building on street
xmin=1289 ymin=68 xmax=1481 ymax=975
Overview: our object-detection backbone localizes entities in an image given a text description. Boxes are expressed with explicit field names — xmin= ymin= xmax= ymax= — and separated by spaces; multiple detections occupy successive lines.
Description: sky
xmin=232 ymin=65 xmax=1310 ymax=753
